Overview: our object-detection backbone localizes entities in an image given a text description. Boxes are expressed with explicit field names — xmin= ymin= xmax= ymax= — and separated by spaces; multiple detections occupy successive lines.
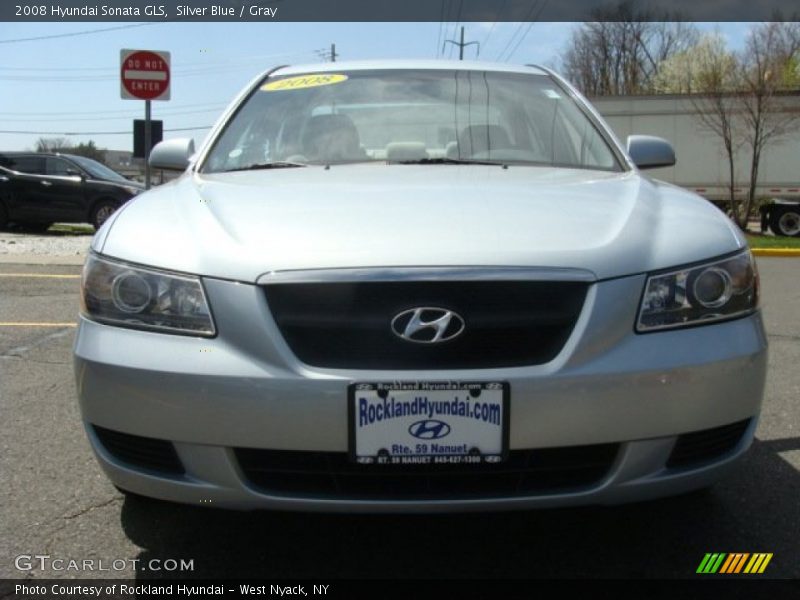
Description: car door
xmin=0 ymin=166 xmax=15 ymax=217
xmin=3 ymin=155 xmax=51 ymax=221
xmin=44 ymin=157 xmax=88 ymax=219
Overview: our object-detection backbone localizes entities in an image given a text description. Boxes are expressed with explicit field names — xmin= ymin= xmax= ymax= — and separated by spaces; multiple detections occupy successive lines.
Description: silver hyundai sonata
xmin=73 ymin=61 xmax=767 ymax=511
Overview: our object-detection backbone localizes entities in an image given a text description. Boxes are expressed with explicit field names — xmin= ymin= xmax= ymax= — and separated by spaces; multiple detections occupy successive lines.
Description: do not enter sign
xmin=120 ymin=49 xmax=171 ymax=101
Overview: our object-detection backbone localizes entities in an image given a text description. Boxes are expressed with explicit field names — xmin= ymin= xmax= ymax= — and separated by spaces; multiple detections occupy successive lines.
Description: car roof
xmin=270 ymin=59 xmax=550 ymax=79
xmin=0 ymin=152 xmax=85 ymax=161
xmin=57 ymin=153 xmax=90 ymax=161
xmin=0 ymin=151 xmax=61 ymax=158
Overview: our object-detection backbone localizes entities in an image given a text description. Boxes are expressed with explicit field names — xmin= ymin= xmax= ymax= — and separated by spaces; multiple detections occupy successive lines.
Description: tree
xmin=34 ymin=138 xmax=107 ymax=164
xmin=653 ymin=33 xmax=736 ymax=94
xmin=654 ymin=34 xmax=743 ymax=215
xmin=69 ymin=141 xmax=106 ymax=164
xmin=737 ymin=21 xmax=800 ymax=229
xmin=35 ymin=137 xmax=70 ymax=153
xmin=653 ymin=24 xmax=800 ymax=229
xmin=560 ymin=1 xmax=697 ymax=96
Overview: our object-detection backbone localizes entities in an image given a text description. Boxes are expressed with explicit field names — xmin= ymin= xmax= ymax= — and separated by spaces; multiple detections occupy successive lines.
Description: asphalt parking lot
xmin=0 ymin=257 xmax=798 ymax=580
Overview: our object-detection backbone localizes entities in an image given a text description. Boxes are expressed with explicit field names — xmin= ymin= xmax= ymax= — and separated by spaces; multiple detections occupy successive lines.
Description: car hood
xmin=98 ymin=164 xmax=745 ymax=282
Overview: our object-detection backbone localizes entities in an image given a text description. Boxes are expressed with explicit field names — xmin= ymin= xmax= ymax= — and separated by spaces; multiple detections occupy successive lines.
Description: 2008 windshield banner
xmin=4 ymin=0 xmax=795 ymax=22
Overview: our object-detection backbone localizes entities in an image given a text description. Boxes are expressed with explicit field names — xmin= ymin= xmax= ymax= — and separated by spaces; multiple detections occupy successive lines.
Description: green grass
xmin=746 ymin=234 xmax=800 ymax=249
xmin=48 ymin=223 xmax=95 ymax=235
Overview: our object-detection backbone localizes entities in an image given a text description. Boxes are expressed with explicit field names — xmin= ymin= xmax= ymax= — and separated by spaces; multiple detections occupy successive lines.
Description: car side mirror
xmin=65 ymin=169 xmax=84 ymax=179
xmin=149 ymin=138 xmax=195 ymax=171
xmin=626 ymin=135 xmax=676 ymax=170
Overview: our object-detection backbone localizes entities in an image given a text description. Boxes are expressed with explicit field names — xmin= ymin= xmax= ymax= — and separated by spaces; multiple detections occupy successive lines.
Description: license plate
xmin=348 ymin=381 xmax=509 ymax=466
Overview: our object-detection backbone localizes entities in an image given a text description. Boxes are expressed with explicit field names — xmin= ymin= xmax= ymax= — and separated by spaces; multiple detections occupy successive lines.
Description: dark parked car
xmin=0 ymin=152 xmax=143 ymax=231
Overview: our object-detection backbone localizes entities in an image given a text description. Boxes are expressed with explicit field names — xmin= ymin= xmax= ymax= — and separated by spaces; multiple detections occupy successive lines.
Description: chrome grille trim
xmin=257 ymin=266 xmax=597 ymax=285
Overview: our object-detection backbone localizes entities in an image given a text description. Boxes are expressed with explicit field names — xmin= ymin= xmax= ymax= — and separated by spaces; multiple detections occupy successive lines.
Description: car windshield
xmin=69 ymin=155 xmax=130 ymax=182
xmin=200 ymin=69 xmax=622 ymax=173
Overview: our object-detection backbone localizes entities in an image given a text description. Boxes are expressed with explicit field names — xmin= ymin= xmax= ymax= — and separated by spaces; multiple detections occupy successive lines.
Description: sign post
xmin=120 ymin=49 xmax=171 ymax=190
xmin=144 ymin=99 xmax=151 ymax=188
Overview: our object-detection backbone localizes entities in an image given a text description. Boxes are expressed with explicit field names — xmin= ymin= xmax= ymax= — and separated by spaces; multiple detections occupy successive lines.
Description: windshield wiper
xmin=222 ymin=161 xmax=308 ymax=172
xmin=392 ymin=157 xmax=507 ymax=166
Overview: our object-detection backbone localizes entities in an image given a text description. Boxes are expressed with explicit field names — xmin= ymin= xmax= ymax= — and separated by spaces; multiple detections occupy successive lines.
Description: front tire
xmin=91 ymin=200 xmax=118 ymax=230
xmin=769 ymin=206 xmax=800 ymax=237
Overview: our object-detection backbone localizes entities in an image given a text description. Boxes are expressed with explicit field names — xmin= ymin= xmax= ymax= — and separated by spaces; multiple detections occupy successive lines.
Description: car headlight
xmin=636 ymin=249 xmax=758 ymax=332
xmin=80 ymin=253 xmax=215 ymax=336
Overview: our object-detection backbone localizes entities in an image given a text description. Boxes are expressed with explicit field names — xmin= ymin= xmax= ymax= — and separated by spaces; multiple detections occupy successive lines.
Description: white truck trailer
xmin=592 ymin=93 xmax=800 ymax=236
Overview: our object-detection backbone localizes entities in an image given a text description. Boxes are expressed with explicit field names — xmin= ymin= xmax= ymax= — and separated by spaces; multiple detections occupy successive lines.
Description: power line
xmin=2 ymin=107 xmax=227 ymax=123
xmin=495 ymin=1 xmax=541 ymax=62
xmin=454 ymin=0 xmax=464 ymax=37
xmin=0 ymin=51 xmax=314 ymax=72
xmin=0 ymin=58 xmax=313 ymax=82
xmin=435 ymin=0 xmax=446 ymax=57
xmin=503 ymin=0 xmax=548 ymax=62
xmin=0 ymin=102 xmax=229 ymax=116
xmin=0 ymin=126 xmax=212 ymax=136
xmin=503 ymin=22 xmax=535 ymax=62
xmin=481 ymin=0 xmax=509 ymax=51
xmin=0 ymin=65 xmax=132 ymax=72
xmin=442 ymin=0 xmax=461 ymax=59
xmin=495 ymin=23 xmax=527 ymax=62
xmin=0 ymin=23 xmax=160 ymax=44
xmin=449 ymin=0 xmax=464 ymax=59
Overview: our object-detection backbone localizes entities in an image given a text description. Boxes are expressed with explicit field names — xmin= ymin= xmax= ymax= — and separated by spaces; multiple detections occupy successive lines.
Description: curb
xmin=751 ymin=248 xmax=800 ymax=257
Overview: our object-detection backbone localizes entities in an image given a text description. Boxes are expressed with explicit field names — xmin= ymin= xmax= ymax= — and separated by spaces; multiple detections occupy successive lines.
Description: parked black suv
xmin=0 ymin=152 xmax=144 ymax=231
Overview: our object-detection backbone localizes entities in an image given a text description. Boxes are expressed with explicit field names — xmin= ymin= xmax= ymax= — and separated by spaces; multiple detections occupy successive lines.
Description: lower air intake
xmin=93 ymin=425 xmax=184 ymax=476
xmin=667 ymin=419 xmax=751 ymax=469
xmin=235 ymin=444 xmax=619 ymax=500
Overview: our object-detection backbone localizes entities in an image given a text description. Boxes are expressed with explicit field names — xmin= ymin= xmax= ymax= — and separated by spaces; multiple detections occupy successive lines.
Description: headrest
xmin=386 ymin=142 xmax=428 ymax=161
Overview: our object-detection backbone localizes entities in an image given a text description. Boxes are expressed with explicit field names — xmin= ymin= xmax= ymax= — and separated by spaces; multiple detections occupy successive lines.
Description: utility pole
xmin=315 ymin=44 xmax=338 ymax=62
xmin=443 ymin=26 xmax=479 ymax=60
xmin=144 ymin=100 xmax=151 ymax=190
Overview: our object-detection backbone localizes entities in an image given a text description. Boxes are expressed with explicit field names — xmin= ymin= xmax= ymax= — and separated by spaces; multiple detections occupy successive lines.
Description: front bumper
xmin=73 ymin=274 xmax=768 ymax=511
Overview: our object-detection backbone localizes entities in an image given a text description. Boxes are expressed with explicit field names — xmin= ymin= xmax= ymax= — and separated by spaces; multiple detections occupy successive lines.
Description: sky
xmin=0 ymin=21 xmax=754 ymax=152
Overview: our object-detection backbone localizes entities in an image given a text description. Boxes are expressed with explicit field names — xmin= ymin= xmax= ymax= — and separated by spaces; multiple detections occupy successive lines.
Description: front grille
xmin=235 ymin=445 xmax=619 ymax=500
xmin=666 ymin=419 xmax=751 ymax=469
xmin=263 ymin=281 xmax=588 ymax=369
xmin=93 ymin=425 xmax=184 ymax=476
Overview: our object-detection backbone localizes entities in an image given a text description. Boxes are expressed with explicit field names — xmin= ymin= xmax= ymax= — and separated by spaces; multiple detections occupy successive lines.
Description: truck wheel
xmin=770 ymin=206 xmax=800 ymax=237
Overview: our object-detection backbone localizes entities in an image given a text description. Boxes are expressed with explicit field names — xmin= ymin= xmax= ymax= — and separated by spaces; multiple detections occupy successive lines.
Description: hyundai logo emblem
xmin=391 ymin=307 xmax=465 ymax=343
xmin=408 ymin=419 xmax=452 ymax=440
